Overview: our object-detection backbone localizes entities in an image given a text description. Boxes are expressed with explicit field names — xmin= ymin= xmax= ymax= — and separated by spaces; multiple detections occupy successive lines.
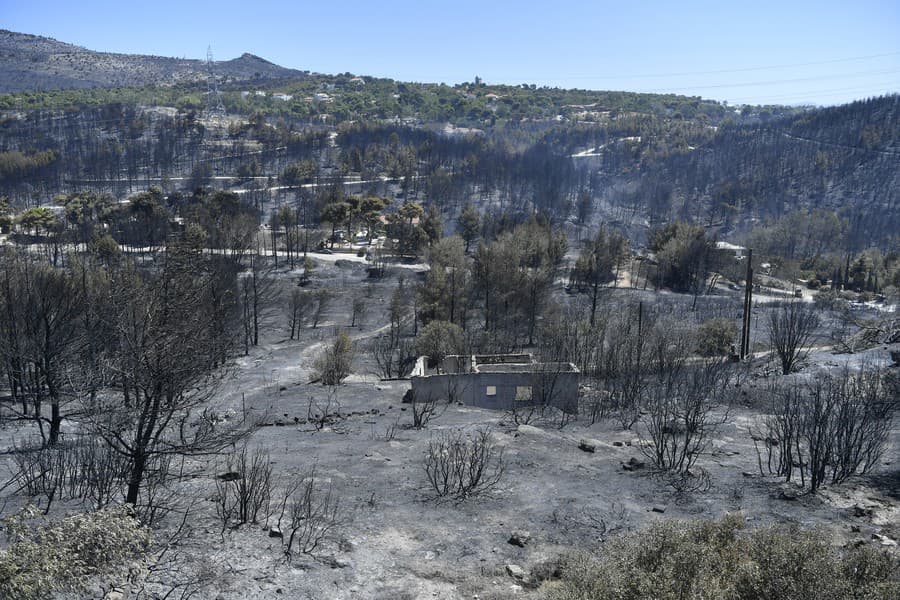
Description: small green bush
xmin=546 ymin=515 xmax=899 ymax=600
xmin=0 ymin=505 xmax=151 ymax=600
xmin=694 ymin=318 xmax=737 ymax=356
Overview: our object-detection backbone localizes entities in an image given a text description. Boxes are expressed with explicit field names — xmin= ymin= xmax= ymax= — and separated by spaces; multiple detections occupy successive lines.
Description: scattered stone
xmin=217 ymin=472 xmax=241 ymax=482
xmin=742 ymin=471 xmax=755 ymax=478
xmin=852 ymin=504 xmax=874 ymax=518
xmin=612 ymin=441 xmax=624 ymax=447
xmin=622 ymin=457 xmax=645 ymax=471
xmin=851 ymin=525 xmax=861 ymax=533
xmin=508 ymin=531 xmax=531 ymax=547
xmin=324 ymin=556 xmax=352 ymax=568
xmin=274 ymin=419 xmax=285 ymax=426
xmin=651 ymin=506 xmax=666 ymax=514
xmin=578 ymin=439 xmax=598 ymax=453
xmin=268 ymin=527 xmax=283 ymax=539
xmin=276 ymin=589 xmax=283 ymax=594
xmin=872 ymin=533 xmax=898 ymax=547
xmin=400 ymin=407 xmax=407 ymax=411
xmin=506 ymin=564 xmax=526 ymax=579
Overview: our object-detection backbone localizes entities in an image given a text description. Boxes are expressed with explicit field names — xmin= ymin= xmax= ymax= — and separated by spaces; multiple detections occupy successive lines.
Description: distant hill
xmin=0 ymin=30 xmax=306 ymax=92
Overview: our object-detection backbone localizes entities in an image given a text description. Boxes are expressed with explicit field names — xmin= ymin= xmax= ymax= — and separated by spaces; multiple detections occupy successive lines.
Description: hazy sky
xmin=3 ymin=0 xmax=899 ymax=105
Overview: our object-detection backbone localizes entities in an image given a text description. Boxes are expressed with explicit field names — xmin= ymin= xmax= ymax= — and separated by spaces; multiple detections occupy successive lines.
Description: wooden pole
xmin=740 ymin=248 xmax=753 ymax=359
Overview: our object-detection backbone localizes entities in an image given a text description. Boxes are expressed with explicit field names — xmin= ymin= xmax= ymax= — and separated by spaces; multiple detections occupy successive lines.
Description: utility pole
xmin=740 ymin=248 xmax=753 ymax=360
xmin=206 ymin=46 xmax=226 ymax=120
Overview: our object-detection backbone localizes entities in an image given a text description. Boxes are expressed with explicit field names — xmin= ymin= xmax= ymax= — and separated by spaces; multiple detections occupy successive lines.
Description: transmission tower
xmin=206 ymin=46 xmax=226 ymax=119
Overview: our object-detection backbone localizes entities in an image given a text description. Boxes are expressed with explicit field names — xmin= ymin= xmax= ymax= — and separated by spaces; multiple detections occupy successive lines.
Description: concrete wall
xmin=411 ymin=369 xmax=578 ymax=414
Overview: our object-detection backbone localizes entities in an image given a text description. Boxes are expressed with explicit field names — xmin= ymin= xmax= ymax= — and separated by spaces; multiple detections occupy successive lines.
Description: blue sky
xmin=3 ymin=0 xmax=898 ymax=105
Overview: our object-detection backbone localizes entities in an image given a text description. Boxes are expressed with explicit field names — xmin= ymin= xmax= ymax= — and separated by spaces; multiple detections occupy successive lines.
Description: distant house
xmin=272 ymin=93 xmax=293 ymax=101
xmin=410 ymin=354 xmax=579 ymax=413
xmin=715 ymin=241 xmax=747 ymax=260
xmin=349 ymin=77 xmax=365 ymax=85
xmin=314 ymin=93 xmax=333 ymax=103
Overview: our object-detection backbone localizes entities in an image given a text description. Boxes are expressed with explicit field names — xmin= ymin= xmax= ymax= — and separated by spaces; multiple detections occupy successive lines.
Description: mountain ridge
xmin=0 ymin=29 xmax=306 ymax=93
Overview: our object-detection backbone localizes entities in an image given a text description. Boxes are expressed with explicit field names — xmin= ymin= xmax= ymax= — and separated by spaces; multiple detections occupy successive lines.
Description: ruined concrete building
xmin=410 ymin=354 xmax=579 ymax=413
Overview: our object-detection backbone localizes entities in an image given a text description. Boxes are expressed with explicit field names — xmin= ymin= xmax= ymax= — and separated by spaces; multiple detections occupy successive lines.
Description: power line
xmin=530 ymin=52 xmax=900 ymax=81
xmin=728 ymin=85 xmax=898 ymax=104
xmin=630 ymin=68 xmax=900 ymax=94
xmin=402 ymin=51 xmax=900 ymax=83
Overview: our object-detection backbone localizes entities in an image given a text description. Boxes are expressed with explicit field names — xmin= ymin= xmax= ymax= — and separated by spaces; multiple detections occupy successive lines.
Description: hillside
xmin=0 ymin=30 xmax=306 ymax=92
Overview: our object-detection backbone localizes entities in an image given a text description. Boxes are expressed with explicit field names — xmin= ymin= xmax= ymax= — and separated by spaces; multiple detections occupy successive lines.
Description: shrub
xmin=695 ymin=318 xmax=737 ymax=356
xmin=314 ymin=331 xmax=353 ymax=385
xmin=274 ymin=468 xmax=342 ymax=559
xmin=546 ymin=516 xmax=899 ymax=600
xmin=423 ymin=428 xmax=504 ymax=500
xmin=0 ymin=505 xmax=151 ymax=600
xmin=214 ymin=443 xmax=273 ymax=529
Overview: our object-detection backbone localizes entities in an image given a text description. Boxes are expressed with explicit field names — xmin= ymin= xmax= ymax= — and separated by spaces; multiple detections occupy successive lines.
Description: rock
xmin=104 ymin=591 xmax=125 ymax=600
xmin=324 ymin=555 xmax=352 ymax=568
xmin=217 ymin=471 xmax=241 ymax=481
xmin=516 ymin=424 xmax=543 ymax=435
xmin=508 ymin=530 xmax=531 ymax=547
xmin=651 ymin=506 xmax=666 ymax=514
xmin=578 ymin=439 xmax=598 ymax=453
xmin=612 ymin=441 xmax=624 ymax=447
xmin=622 ymin=457 xmax=645 ymax=471
xmin=851 ymin=525 xmax=861 ymax=533
xmin=742 ymin=471 xmax=755 ymax=478
xmin=506 ymin=564 xmax=526 ymax=579
xmin=274 ymin=419 xmax=285 ymax=426
xmin=852 ymin=504 xmax=874 ymax=518
xmin=268 ymin=527 xmax=283 ymax=539
xmin=872 ymin=533 xmax=898 ymax=547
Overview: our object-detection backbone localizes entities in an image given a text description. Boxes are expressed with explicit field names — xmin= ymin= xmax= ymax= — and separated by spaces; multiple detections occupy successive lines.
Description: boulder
xmin=578 ymin=439 xmax=598 ymax=453
xmin=506 ymin=564 xmax=526 ymax=579
xmin=622 ymin=457 xmax=645 ymax=471
xmin=508 ymin=530 xmax=532 ymax=547
xmin=516 ymin=424 xmax=543 ymax=436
